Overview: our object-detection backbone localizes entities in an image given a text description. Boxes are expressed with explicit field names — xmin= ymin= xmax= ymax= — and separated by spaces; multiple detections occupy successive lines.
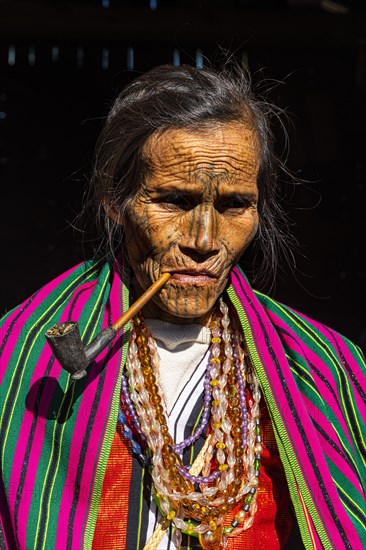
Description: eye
xmin=216 ymin=196 xmax=252 ymax=214
xmin=160 ymin=193 xmax=195 ymax=210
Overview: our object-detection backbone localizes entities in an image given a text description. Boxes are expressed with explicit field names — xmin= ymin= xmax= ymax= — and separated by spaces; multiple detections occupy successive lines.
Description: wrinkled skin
xmin=111 ymin=122 xmax=260 ymax=325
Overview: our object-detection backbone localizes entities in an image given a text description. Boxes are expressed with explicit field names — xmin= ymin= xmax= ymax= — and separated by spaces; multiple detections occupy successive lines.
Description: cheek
xmin=223 ymin=215 xmax=259 ymax=259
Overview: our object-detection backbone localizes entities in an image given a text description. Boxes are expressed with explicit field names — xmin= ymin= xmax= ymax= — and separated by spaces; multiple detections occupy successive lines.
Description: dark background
xmin=1 ymin=0 xmax=365 ymax=348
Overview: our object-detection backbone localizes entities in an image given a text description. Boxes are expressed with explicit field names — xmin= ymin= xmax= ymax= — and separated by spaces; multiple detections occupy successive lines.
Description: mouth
xmin=168 ymin=270 xmax=218 ymax=284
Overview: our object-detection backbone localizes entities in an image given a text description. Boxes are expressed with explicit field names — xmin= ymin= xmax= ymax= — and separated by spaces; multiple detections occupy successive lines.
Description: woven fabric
xmin=93 ymin=401 xmax=294 ymax=549
xmin=0 ymin=259 xmax=365 ymax=549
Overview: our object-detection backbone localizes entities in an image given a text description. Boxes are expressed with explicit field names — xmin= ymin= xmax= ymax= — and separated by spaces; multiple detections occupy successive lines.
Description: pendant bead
xmin=198 ymin=526 xmax=224 ymax=550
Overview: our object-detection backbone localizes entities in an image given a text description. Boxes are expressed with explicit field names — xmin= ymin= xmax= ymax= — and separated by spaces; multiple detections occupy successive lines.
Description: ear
xmin=102 ymin=199 xmax=124 ymax=226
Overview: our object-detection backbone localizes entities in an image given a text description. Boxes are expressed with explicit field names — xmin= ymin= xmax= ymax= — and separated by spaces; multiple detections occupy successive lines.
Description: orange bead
xmin=198 ymin=526 xmax=224 ymax=549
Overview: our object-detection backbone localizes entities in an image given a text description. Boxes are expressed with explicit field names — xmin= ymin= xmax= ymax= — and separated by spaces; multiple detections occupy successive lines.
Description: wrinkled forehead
xmin=142 ymin=122 xmax=260 ymax=188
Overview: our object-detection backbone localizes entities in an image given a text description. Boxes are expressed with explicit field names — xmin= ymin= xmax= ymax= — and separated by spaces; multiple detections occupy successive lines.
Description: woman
xmin=0 ymin=65 xmax=364 ymax=549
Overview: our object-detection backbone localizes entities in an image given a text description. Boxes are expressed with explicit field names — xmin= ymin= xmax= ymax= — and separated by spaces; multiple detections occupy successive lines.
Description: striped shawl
xmin=0 ymin=259 xmax=365 ymax=549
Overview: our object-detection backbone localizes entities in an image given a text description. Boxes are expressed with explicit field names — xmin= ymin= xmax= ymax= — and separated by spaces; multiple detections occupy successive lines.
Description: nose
xmin=181 ymin=204 xmax=220 ymax=257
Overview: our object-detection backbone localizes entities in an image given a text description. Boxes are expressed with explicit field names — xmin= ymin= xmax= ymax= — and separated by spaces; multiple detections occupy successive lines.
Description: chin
xmin=158 ymin=299 xmax=217 ymax=324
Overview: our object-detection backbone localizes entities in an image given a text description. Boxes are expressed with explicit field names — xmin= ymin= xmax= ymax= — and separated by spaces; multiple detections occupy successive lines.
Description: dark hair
xmin=87 ymin=63 xmax=292 ymax=287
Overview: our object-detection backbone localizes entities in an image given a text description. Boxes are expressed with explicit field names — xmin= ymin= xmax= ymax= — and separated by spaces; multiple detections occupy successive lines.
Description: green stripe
xmin=285 ymin=307 xmax=364 ymax=459
xmin=1 ymin=263 xmax=99 ymax=471
xmin=289 ymin=355 xmax=362 ymax=480
xmin=256 ymin=293 xmax=365 ymax=470
xmin=334 ymin=480 xmax=365 ymax=531
xmin=228 ymin=285 xmax=332 ymax=550
xmin=34 ymin=274 xmax=109 ymax=550
xmin=84 ymin=274 xmax=130 ymax=549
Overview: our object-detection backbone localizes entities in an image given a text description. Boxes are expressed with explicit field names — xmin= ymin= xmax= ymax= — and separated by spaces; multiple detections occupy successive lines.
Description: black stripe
xmin=170 ymin=361 xmax=206 ymax=418
xmin=67 ymin=286 xmax=92 ymax=322
xmin=183 ymin=399 xmax=205 ymax=465
xmin=337 ymin=486 xmax=365 ymax=527
xmin=286 ymin=352 xmax=318 ymax=390
xmin=311 ymin=418 xmax=362 ymax=485
xmin=35 ymin=296 xmax=104 ymax=547
xmin=0 ymin=266 xmax=98 ymax=438
xmin=13 ymin=286 xmax=92 ymax=539
xmin=232 ymin=272 xmax=352 ymax=549
xmin=1 ymin=292 xmax=82 ymax=479
xmin=321 ymin=326 xmax=366 ymax=402
xmin=335 ymin=368 xmax=366 ymax=462
xmin=0 ymin=464 xmax=18 ymax=550
xmin=13 ymin=354 xmax=56 ymax=542
xmin=281 ymin=311 xmax=364 ymax=458
xmin=276 ymin=326 xmax=345 ymax=417
xmin=282 ymin=328 xmax=362 ymax=483
xmin=173 ymin=369 xmax=206 ymax=445
xmin=280 ymin=325 xmax=365 ymax=482
xmin=275 ymin=325 xmax=365 ymax=464
xmin=126 ymin=451 xmax=148 ymax=548
xmin=65 ymin=293 xmax=114 ymax=549
xmin=0 ymin=290 xmax=40 ymax=356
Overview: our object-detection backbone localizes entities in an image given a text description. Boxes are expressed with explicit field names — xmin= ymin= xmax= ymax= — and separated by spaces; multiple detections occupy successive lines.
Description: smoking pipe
xmin=45 ymin=273 xmax=171 ymax=380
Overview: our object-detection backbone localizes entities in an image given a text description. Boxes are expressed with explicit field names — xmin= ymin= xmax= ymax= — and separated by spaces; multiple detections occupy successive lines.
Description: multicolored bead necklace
xmin=120 ymin=298 xmax=262 ymax=549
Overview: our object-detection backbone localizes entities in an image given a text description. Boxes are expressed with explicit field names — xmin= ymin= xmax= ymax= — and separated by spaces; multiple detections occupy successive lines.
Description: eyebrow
xmin=154 ymin=188 xmax=258 ymax=203
xmin=218 ymin=192 xmax=258 ymax=201
xmin=155 ymin=185 xmax=257 ymax=196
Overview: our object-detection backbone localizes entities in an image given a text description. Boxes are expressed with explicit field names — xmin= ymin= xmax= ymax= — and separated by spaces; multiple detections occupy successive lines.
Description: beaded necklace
xmin=120 ymin=298 xmax=262 ymax=550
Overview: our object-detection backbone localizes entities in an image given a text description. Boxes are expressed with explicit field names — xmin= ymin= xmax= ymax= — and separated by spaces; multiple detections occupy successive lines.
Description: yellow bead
xmin=235 ymin=510 xmax=246 ymax=523
xmin=211 ymin=358 xmax=221 ymax=364
xmin=210 ymin=380 xmax=219 ymax=386
xmin=209 ymin=520 xmax=217 ymax=531
xmin=212 ymin=400 xmax=220 ymax=407
xmin=186 ymin=523 xmax=195 ymax=534
xmin=216 ymin=442 xmax=226 ymax=449
xmin=167 ymin=511 xmax=176 ymax=520
xmin=198 ymin=526 xmax=224 ymax=550
xmin=219 ymin=464 xmax=228 ymax=471
xmin=212 ymin=422 xmax=222 ymax=429
xmin=211 ymin=337 xmax=221 ymax=343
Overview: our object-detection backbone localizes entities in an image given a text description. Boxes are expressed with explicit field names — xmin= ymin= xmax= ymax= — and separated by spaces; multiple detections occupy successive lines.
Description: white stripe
xmin=144 ymin=351 xmax=209 ymax=548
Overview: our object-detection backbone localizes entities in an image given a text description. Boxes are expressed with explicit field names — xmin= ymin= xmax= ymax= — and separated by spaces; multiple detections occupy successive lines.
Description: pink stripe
xmin=265 ymin=308 xmax=364 ymax=449
xmin=8 ymin=279 xmax=97 ymax=549
xmin=302 ymin=395 xmax=363 ymax=492
xmin=0 ymin=262 xmax=83 ymax=386
xmin=56 ymin=264 xmax=125 ymax=549
xmin=230 ymin=268 xmax=360 ymax=549
xmin=323 ymin=328 xmax=366 ymax=399
xmin=283 ymin=306 xmax=365 ymax=390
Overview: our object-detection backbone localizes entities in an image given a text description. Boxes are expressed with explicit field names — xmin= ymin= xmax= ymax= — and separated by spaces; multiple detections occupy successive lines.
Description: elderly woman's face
xmin=123 ymin=122 xmax=259 ymax=324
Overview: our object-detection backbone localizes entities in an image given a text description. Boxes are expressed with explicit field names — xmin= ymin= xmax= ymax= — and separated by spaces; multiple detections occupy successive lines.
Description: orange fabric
xmin=93 ymin=403 xmax=293 ymax=549
xmin=92 ymin=423 xmax=133 ymax=549
xmin=225 ymin=403 xmax=293 ymax=549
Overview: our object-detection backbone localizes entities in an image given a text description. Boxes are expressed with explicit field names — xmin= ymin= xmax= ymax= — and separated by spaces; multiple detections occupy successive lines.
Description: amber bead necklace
xmin=123 ymin=298 xmax=262 ymax=549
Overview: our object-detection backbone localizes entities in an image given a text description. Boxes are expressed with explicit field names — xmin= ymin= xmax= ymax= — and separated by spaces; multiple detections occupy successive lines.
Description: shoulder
xmin=0 ymin=258 xmax=105 ymax=359
xmin=256 ymin=290 xmax=363 ymax=358
xmin=254 ymin=289 xmax=365 ymax=396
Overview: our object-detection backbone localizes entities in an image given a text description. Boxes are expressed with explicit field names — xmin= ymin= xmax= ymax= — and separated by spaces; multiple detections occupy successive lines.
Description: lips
xmin=169 ymin=270 xmax=218 ymax=284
